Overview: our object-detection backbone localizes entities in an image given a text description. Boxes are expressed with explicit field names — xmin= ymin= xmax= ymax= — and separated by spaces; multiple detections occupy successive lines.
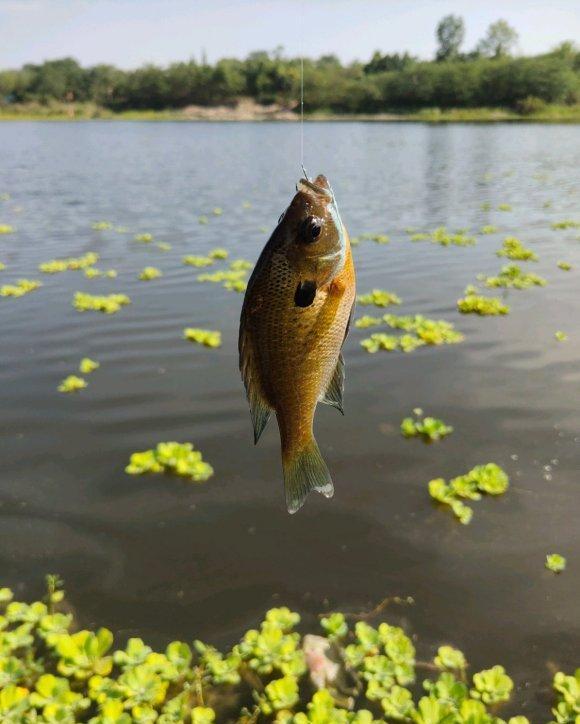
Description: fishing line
xmin=299 ymin=0 xmax=308 ymax=179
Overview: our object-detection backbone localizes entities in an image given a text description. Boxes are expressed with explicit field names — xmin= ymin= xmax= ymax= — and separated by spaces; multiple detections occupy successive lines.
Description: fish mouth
xmin=297 ymin=174 xmax=333 ymax=202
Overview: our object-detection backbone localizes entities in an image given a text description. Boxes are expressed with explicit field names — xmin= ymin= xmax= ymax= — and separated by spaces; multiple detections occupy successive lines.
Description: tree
xmin=477 ymin=20 xmax=518 ymax=58
xmin=436 ymin=15 xmax=465 ymax=61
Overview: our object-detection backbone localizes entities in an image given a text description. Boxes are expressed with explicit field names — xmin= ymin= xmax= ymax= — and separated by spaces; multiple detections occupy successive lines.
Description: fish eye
xmin=299 ymin=216 xmax=322 ymax=244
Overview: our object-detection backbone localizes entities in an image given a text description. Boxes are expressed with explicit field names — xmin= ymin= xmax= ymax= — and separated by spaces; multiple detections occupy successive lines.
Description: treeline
xmin=1 ymin=17 xmax=580 ymax=114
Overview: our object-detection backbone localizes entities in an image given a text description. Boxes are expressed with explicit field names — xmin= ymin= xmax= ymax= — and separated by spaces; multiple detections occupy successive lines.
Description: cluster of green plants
xmin=554 ymin=331 xmax=568 ymax=342
xmin=428 ymin=463 xmax=509 ymax=524
xmin=0 ymin=261 xmax=6 ymax=271
xmin=58 ymin=359 xmax=100 ymax=394
xmin=496 ymin=204 xmax=512 ymax=212
xmin=481 ymin=265 xmax=546 ymax=290
xmin=545 ymin=554 xmax=567 ymax=573
xmin=84 ymin=268 xmax=118 ymax=279
xmin=197 ymin=270 xmax=248 ymax=293
xmin=125 ymin=442 xmax=214 ymax=483
xmin=139 ymin=267 xmax=163 ymax=281
xmin=134 ymin=233 xmax=154 ymax=243
xmin=184 ymin=256 xmax=215 ymax=268
xmin=496 ymin=237 xmax=537 ymax=262
xmin=557 ymin=261 xmax=572 ymax=271
xmin=39 ymin=252 xmax=100 ymax=274
xmin=360 ymin=314 xmax=464 ymax=354
xmin=0 ymin=278 xmax=42 ymax=298
xmin=183 ymin=328 xmax=222 ymax=348
xmin=457 ymin=287 xmax=509 ymax=316
xmin=351 ymin=233 xmax=390 ymax=246
xmin=551 ymin=219 xmax=580 ymax=230
xmin=408 ymin=227 xmax=476 ymax=247
xmin=73 ymin=292 xmax=131 ymax=314
xmin=0 ymin=223 xmax=15 ymax=234
xmin=401 ymin=409 xmax=453 ymax=442
xmin=0 ymin=580 xmax=577 ymax=722
xmin=479 ymin=226 xmax=498 ymax=235
xmin=356 ymin=290 xmax=401 ymax=308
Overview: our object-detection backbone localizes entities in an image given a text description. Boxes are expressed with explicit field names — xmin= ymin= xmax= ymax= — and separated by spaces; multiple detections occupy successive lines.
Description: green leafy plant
xmin=183 ymin=328 xmax=222 ymax=348
xmin=545 ymin=554 xmax=566 ymax=573
xmin=496 ymin=237 xmax=538 ymax=261
xmin=92 ymin=221 xmax=113 ymax=230
xmin=471 ymin=665 xmax=513 ymax=704
xmin=497 ymin=203 xmax=512 ymax=211
xmin=0 ymin=224 xmax=15 ymax=234
xmin=557 ymin=261 xmax=572 ymax=271
xmin=429 ymin=463 xmax=509 ymax=524
xmin=58 ymin=375 xmax=88 ymax=393
xmin=480 ymin=225 xmax=498 ymax=234
xmin=555 ymin=331 xmax=568 ymax=342
xmin=551 ymin=219 xmax=580 ymax=230
xmin=481 ymin=264 xmax=546 ymax=290
xmin=73 ymin=292 xmax=131 ymax=314
xmin=139 ymin=267 xmax=162 ymax=281
xmin=208 ymin=248 xmax=228 ymax=259
xmin=79 ymin=358 xmax=100 ymax=374
xmin=0 ymin=279 xmax=42 ymax=298
xmin=401 ymin=410 xmax=453 ymax=442
xmin=183 ymin=255 xmax=214 ymax=268
xmin=134 ymin=233 xmax=153 ymax=243
xmin=360 ymin=314 xmax=464 ymax=353
xmin=409 ymin=227 xmax=476 ymax=246
xmin=156 ymin=242 xmax=172 ymax=251
xmin=457 ymin=288 xmax=509 ymax=315
xmin=356 ymin=290 xmax=401 ymax=308
xmin=39 ymin=252 xmax=99 ymax=274
xmin=125 ymin=442 xmax=214 ymax=483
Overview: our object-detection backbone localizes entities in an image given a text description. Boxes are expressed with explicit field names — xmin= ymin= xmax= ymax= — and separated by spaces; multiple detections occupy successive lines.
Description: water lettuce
xmin=551 ymin=219 xmax=580 ymax=230
xmin=557 ymin=261 xmax=572 ymax=271
xmin=39 ymin=252 xmax=99 ymax=273
xmin=126 ymin=442 xmax=214 ymax=483
xmin=429 ymin=463 xmax=509 ymax=524
xmin=79 ymin=358 xmax=99 ymax=374
xmin=183 ymin=328 xmax=222 ymax=348
xmin=357 ymin=290 xmax=401 ymax=308
xmin=134 ymin=233 xmax=153 ymax=243
xmin=496 ymin=237 xmax=538 ymax=261
xmin=482 ymin=264 xmax=546 ymax=289
xmin=139 ymin=267 xmax=162 ymax=281
xmin=73 ymin=292 xmax=131 ymax=314
xmin=457 ymin=289 xmax=509 ymax=315
xmin=545 ymin=554 xmax=566 ymax=573
xmin=0 ymin=279 xmax=42 ymax=297
xmin=555 ymin=331 xmax=568 ymax=342
xmin=401 ymin=410 xmax=453 ymax=442
xmin=0 ymin=224 xmax=15 ymax=234
xmin=409 ymin=227 xmax=475 ymax=246
xmin=58 ymin=376 xmax=88 ymax=393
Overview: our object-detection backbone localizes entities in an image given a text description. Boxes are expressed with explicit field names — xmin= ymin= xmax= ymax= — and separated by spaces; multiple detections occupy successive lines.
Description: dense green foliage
xmin=0 ymin=578 xmax=577 ymax=722
xmin=2 ymin=32 xmax=580 ymax=114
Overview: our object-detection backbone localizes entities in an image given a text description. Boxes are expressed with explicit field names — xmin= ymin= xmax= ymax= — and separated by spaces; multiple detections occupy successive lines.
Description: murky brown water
xmin=0 ymin=121 xmax=578 ymax=719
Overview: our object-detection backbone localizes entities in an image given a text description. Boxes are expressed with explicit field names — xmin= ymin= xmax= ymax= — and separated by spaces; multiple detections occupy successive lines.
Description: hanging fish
xmin=239 ymin=174 xmax=356 ymax=513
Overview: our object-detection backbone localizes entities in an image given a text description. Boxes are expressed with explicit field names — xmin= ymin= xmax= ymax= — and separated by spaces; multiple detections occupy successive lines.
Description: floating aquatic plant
xmin=73 ymin=292 xmax=131 ymax=314
xmin=156 ymin=242 xmax=172 ymax=251
xmin=557 ymin=261 xmax=572 ymax=271
xmin=482 ymin=264 xmax=546 ymax=290
xmin=92 ymin=221 xmax=113 ymax=230
xmin=497 ymin=203 xmax=512 ymax=212
xmin=208 ymin=248 xmax=228 ymax=259
xmin=0 ymin=577 xmax=568 ymax=723
xmin=183 ymin=255 xmax=214 ymax=268
xmin=126 ymin=442 xmax=214 ymax=483
xmin=497 ymin=236 xmax=538 ymax=261
xmin=58 ymin=376 xmax=87 ymax=393
xmin=355 ymin=315 xmax=382 ymax=329
xmin=357 ymin=289 xmax=401 ymax=308
xmin=0 ymin=262 xmax=6 ymax=271
xmin=355 ymin=232 xmax=390 ymax=245
xmin=134 ymin=233 xmax=153 ymax=243
xmin=39 ymin=252 xmax=99 ymax=274
xmin=480 ymin=225 xmax=498 ymax=235
xmin=139 ymin=267 xmax=162 ymax=281
xmin=198 ymin=216 xmax=209 ymax=225
xmin=551 ymin=219 xmax=580 ymax=230
xmin=79 ymin=358 xmax=99 ymax=374
xmin=229 ymin=259 xmax=253 ymax=271
xmin=428 ymin=463 xmax=509 ymax=524
xmin=480 ymin=202 xmax=492 ymax=211
xmin=457 ymin=288 xmax=510 ymax=315
xmin=555 ymin=331 xmax=568 ymax=342
xmin=197 ymin=269 xmax=247 ymax=292
xmin=545 ymin=554 xmax=566 ymax=573
xmin=0 ymin=279 xmax=42 ymax=298
xmin=360 ymin=314 xmax=464 ymax=353
xmin=409 ymin=227 xmax=475 ymax=247
xmin=183 ymin=328 xmax=222 ymax=348
xmin=401 ymin=410 xmax=453 ymax=442
xmin=212 ymin=207 xmax=223 ymax=216
xmin=84 ymin=268 xmax=117 ymax=279
xmin=0 ymin=224 xmax=15 ymax=234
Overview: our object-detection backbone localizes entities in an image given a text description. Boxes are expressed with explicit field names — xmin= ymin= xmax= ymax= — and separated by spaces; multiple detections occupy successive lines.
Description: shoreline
xmin=2 ymin=102 xmax=580 ymax=123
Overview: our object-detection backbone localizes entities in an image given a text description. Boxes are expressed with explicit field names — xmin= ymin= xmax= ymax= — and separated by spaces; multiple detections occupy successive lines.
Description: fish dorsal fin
xmin=320 ymin=353 xmax=345 ymax=414
xmin=239 ymin=322 xmax=272 ymax=444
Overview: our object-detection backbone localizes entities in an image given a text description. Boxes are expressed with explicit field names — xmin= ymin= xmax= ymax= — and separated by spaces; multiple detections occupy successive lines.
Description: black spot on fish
xmin=294 ymin=280 xmax=317 ymax=308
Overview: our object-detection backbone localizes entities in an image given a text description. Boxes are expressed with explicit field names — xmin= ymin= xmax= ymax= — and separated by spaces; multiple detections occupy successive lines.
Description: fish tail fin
xmin=282 ymin=437 xmax=334 ymax=514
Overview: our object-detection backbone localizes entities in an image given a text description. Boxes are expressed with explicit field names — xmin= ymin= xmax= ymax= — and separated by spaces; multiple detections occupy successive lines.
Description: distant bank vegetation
xmin=2 ymin=17 xmax=580 ymax=119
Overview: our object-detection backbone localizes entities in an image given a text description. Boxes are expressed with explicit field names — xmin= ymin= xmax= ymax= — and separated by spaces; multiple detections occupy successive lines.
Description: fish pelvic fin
xmin=320 ymin=353 xmax=345 ymax=414
xmin=282 ymin=437 xmax=334 ymax=514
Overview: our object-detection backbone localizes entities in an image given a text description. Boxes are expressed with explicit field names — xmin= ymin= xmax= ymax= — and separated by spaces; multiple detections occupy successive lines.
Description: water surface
xmin=1 ymin=121 xmax=579 ymax=718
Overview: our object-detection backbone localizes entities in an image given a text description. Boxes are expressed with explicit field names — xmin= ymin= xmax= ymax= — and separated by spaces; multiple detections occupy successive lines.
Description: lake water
xmin=0 ymin=121 xmax=578 ymax=719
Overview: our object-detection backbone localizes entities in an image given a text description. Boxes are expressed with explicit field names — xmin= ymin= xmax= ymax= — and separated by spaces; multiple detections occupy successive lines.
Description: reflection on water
xmin=0 ymin=121 xmax=579 ymax=717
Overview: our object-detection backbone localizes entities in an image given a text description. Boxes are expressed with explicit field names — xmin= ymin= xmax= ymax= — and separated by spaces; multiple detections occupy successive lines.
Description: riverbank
xmin=3 ymin=100 xmax=580 ymax=122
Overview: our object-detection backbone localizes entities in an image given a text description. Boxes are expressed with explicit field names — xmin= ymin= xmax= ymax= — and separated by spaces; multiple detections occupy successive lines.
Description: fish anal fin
xmin=320 ymin=353 xmax=345 ymax=414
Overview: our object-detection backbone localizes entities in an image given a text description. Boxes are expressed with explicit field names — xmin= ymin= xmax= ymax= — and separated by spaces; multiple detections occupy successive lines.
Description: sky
xmin=1 ymin=0 xmax=579 ymax=69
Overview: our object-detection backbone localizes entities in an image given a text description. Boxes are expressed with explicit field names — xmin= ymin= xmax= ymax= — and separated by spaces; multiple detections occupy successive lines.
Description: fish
xmin=239 ymin=174 xmax=356 ymax=513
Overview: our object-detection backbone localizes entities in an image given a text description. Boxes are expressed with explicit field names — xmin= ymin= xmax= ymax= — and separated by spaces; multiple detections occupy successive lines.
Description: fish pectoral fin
xmin=294 ymin=280 xmax=317 ymax=308
xmin=320 ymin=353 xmax=345 ymax=414
xmin=249 ymin=394 xmax=272 ymax=444
xmin=239 ymin=321 xmax=272 ymax=444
